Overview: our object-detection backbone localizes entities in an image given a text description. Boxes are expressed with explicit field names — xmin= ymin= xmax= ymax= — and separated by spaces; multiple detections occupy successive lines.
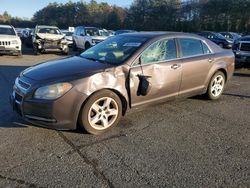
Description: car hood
xmin=0 ymin=35 xmax=19 ymax=40
xmin=92 ymin=36 xmax=108 ymax=41
xmin=22 ymin=56 xmax=113 ymax=81
xmin=36 ymin=33 xmax=64 ymax=40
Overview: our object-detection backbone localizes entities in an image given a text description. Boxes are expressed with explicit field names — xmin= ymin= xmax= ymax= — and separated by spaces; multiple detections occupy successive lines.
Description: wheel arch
xmin=76 ymin=88 xmax=128 ymax=127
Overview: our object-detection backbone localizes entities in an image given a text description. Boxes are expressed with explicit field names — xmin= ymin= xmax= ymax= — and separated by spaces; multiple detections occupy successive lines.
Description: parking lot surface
xmin=0 ymin=48 xmax=249 ymax=187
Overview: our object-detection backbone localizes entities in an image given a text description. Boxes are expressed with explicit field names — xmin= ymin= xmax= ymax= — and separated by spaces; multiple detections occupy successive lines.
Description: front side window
xmin=179 ymin=38 xmax=204 ymax=57
xmin=141 ymin=39 xmax=177 ymax=64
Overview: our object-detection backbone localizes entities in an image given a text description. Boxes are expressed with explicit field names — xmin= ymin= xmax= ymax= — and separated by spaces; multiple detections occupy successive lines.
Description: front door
xmin=129 ymin=38 xmax=182 ymax=107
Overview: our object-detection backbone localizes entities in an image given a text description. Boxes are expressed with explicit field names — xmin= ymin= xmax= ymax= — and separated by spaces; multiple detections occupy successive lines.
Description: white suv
xmin=0 ymin=25 xmax=22 ymax=56
xmin=72 ymin=26 xmax=109 ymax=51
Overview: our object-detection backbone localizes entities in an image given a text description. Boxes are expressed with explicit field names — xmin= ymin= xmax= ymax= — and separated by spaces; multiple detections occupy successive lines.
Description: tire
xmin=17 ymin=51 xmax=22 ymax=56
xmin=79 ymin=90 xmax=122 ymax=135
xmin=34 ymin=45 xmax=41 ymax=55
xmin=72 ymin=41 xmax=78 ymax=52
xmin=62 ymin=46 xmax=69 ymax=55
xmin=85 ymin=42 xmax=91 ymax=50
xmin=206 ymin=71 xmax=225 ymax=100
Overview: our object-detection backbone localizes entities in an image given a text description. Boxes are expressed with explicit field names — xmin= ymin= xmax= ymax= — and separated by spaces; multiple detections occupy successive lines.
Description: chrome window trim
xmin=131 ymin=37 xmax=214 ymax=68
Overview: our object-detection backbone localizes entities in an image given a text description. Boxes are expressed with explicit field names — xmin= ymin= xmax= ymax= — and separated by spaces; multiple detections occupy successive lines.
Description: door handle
xmin=171 ymin=64 xmax=181 ymax=70
xmin=208 ymin=58 xmax=215 ymax=63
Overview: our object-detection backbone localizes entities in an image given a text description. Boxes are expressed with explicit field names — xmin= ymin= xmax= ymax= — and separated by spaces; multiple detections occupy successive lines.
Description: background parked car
xmin=220 ymin=32 xmax=241 ymax=42
xmin=241 ymin=31 xmax=250 ymax=36
xmin=61 ymin=30 xmax=73 ymax=47
xmin=72 ymin=26 xmax=110 ymax=51
xmin=196 ymin=31 xmax=233 ymax=49
xmin=114 ymin=29 xmax=136 ymax=35
xmin=33 ymin=25 xmax=69 ymax=55
xmin=0 ymin=24 xmax=22 ymax=56
xmin=232 ymin=36 xmax=250 ymax=68
xmin=21 ymin=28 xmax=34 ymax=48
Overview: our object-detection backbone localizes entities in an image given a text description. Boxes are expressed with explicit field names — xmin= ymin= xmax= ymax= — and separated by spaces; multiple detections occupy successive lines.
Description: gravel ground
xmin=0 ymin=47 xmax=249 ymax=187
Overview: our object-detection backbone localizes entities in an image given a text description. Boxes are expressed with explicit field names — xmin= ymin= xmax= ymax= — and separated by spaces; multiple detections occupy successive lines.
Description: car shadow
xmin=233 ymin=72 xmax=250 ymax=77
xmin=223 ymin=93 xmax=250 ymax=99
xmin=0 ymin=65 xmax=29 ymax=128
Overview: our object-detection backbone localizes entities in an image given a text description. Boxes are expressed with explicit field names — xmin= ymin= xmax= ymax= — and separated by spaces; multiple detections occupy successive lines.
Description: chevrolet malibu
xmin=11 ymin=32 xmax=235 ymax=135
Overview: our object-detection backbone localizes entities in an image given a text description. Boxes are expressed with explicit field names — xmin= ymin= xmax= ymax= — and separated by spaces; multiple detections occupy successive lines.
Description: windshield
xmin=63 ymin=32 xmax=73 ymax=36
xmin=37 ymin=28 xmax=61 ymax=35
xmin=85 ymin=28 xmax=99 ymax=36
xmin=80 ymin=35 xmax=149 ymax=65
xmin=215 ymin=33 xmax=226 ymax=39
xmin=99 ymin=30 xmax=109 ymax=36
xmin=0 ymin=27 xmax=16 ymax=35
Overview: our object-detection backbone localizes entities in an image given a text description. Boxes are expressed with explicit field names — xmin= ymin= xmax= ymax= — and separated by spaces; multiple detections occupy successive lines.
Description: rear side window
xmin=179 ymin=38 xmax=204 ymax=57
xmin=202 ymin=42 xmax=211 ymax=54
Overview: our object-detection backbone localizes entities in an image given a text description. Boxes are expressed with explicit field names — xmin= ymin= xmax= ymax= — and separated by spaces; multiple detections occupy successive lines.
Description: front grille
xmin=15 ymin=92 xmax=23 ymax=102
xmin=15 ymin=77 xmax=31 ymax=91
xmin=0 ymin=41 xmax=11 ymax=46
xmin=18 ymin=79 xmax=31 ymax=90
xmin=240 ymin=43 xmax=250 ymax=52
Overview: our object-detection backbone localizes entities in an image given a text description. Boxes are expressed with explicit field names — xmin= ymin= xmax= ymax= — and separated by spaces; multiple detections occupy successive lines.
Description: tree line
xmin=1 ymin=0 xmax=250 ymax=32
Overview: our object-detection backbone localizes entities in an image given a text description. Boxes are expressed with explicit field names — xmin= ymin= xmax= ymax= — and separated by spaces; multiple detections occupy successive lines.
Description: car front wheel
xmin=79 ymin=90 xmax=122 ymax=135
xmin=207 ymin=71 xmax=225 ymax=100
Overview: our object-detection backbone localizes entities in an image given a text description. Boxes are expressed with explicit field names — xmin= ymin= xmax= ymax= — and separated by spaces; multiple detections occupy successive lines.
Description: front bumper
xmin=10 ymin=84 xmax=88 ymax=130
xmin=0 ymin=46 xmax=21 ymax=54
xmin=35 ymin=40 xmax=68 ymax=50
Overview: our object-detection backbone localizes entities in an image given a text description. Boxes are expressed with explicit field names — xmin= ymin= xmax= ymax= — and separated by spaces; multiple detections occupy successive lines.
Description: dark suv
xmin=196 ymin=31 xmax=233 ymax=49
xmin=232 ymin=36 xmax=250 ymax=68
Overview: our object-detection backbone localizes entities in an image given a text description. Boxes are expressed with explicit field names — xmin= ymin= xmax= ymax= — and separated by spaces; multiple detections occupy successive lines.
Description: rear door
xmin=129 ymin=38 xmax=182 ymax=107
xmin=177 ymin=38 xmax=214 ymax=97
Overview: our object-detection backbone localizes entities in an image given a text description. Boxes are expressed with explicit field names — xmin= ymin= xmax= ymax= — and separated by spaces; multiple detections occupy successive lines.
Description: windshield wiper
xmin=82 ymin=56 xmax=107 ymax=64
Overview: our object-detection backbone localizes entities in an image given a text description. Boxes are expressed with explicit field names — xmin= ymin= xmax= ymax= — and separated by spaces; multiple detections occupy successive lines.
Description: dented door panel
xmin=129 ymin=60 xmax=182 ymax=107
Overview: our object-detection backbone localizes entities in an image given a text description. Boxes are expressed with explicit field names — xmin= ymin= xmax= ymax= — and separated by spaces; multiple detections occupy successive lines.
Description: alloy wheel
xmin=88 ymin=97 xmax=119 ymax=130
xmin=210 ymin=75 xmax=225 ymax=97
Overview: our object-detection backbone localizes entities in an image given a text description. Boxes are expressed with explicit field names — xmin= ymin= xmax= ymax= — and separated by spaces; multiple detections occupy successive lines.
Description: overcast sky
xmin=0 ymin=0 xmax=133 ymax=19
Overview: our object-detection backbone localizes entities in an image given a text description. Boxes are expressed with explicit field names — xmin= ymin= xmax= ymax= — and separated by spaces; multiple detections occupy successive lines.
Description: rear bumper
xmin=10 ymin=87 xmax=88 ymax=130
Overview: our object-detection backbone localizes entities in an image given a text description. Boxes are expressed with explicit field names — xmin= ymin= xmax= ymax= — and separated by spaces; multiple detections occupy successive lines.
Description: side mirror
xmin=137 ymin=75 xmax=152 ymax=96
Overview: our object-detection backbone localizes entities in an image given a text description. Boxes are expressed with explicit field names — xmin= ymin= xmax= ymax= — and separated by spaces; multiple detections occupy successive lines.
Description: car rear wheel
xmin=34 ymin=45 xmax=41 ymax=55
xmin=206 ymin=71 xmax=225 ymax=100
xmin=79 ymin=90 xmax=122 ymax=135
xmin=72 ymin=41 xmax=78 ymax=51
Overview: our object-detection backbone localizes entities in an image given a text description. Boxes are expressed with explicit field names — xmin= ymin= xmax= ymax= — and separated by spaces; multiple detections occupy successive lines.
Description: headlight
xmin=12 ymin=40 xmax=19 ymax=45
xmin=34 ymin=83 xmax=72 ymax=100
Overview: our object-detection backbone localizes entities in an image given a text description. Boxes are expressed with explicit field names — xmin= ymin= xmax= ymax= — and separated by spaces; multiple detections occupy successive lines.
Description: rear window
xmin=179 ymin=38 xmax=204 ymax=57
